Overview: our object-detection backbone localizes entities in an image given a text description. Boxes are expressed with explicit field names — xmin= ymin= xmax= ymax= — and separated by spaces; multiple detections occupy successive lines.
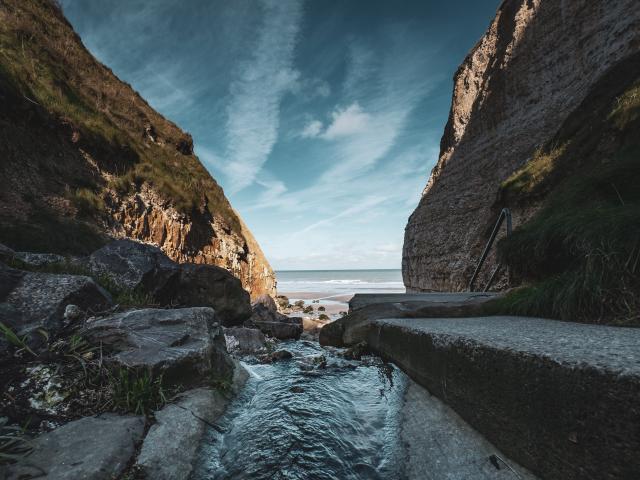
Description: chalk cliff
xmin=403 ymin=0 xmax=640 ymax=292
xmin=0 ymin=0 xmax=275 ymax=298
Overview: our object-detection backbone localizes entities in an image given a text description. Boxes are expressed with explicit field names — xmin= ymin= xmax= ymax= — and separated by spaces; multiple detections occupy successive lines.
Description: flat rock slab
xmin=367 ymin=316 xmax=640 ymax=480
xmin=136 ymin=363 xmax=249 ymax=479
xmin=136 ymin=388 xmax=228 ymax=480
xmin=4 ymin=414 xmax=145 ymax=480
xmin=83 ymin=307 xmax=233 ymax=386
xmin=349 ymin=292 xmax=497 ymax=312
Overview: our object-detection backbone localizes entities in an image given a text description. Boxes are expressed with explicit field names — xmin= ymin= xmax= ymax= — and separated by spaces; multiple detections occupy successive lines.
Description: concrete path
xmin=364 ymin=315 xmax=640 ymax=480
xmin=402 ymin=378 xmax=536 ymax=480
xmin=376 ymin=316 xmax=640 ymax=376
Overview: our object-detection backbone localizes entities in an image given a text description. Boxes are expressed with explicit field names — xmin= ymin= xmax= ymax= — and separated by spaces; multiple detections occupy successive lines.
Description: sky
xmin=60 ymin=0 xmax=499 ymax=270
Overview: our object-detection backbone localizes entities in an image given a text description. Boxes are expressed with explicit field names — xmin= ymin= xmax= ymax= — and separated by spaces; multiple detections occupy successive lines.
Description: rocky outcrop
xmin=83 ymin=307 xmax=233 ymax=386
xmin=87 ymin=239 xmax=251 ymax=325
xmin=0 ymin=0 xmax=275 ymax=299
xmin=5 ymin=414 xmax=145 ymax=480
xmin=110 ymin=185 xmax=276 ymax=299
xmin=403 ymin=0 xmax=640 ymax=292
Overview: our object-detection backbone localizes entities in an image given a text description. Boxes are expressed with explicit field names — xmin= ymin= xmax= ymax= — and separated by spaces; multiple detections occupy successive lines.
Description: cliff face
xmin=403 ymin=0 xmax=640 ymax=292
xmin=0 ymin=0 xmax=275 ymax=298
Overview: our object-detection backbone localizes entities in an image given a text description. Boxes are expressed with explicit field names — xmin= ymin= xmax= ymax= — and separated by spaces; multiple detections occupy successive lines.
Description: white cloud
xmin=322 ymin=103 xmax=371 ymax=140
xmin=223 ymin=0 xmax=303 ymax=193
xmin=299 ymin=102 xmax=372 ymax=140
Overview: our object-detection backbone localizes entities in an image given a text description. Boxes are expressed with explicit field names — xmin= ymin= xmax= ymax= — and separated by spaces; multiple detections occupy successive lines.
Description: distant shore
xmin=279 ymin=291 xmax=351 ymax=317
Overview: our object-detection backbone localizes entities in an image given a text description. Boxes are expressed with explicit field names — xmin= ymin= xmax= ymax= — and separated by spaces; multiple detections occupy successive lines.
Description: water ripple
xmin=192 ymin=341 xmax=407 ymax=480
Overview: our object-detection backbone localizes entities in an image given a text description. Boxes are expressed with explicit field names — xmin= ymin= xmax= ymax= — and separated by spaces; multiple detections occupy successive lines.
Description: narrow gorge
xmin=1 ymin=1 xmax=639 ymax=479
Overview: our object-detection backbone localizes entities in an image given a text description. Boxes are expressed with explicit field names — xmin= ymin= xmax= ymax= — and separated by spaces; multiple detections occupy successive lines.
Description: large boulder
xmin=5 ymin=414 xmax=145 ymax=480
xmin=0 ymin=263 xmax=112 ymax=343
xmin=86 ymin=239 xmax=180 ymax=299
xmin=253 ymin=294 xmax=277 ymax=312
xmin=86 ymin=240 xmax=251 ymax=326
xmin=171 ymin=264 xmax=251 ymax=326
xmin=83 ymin=307 xmax=233 ymax=386
xmin=224 ymin=326 xmax=267 ymax=354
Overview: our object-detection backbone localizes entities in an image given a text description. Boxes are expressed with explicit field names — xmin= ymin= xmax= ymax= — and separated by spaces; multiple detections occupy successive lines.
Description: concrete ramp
xmin=320 ymin=294 xmax=640 ymax=479
xmin=349 ymin=292 xmax=497 ymax=312
xmin=367 ymin=316 xmax=640 ymax=480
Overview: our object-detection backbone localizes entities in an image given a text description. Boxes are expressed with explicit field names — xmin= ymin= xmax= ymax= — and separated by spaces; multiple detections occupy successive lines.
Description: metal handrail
xmin=468 ymin=208 xmax=512 ymax=292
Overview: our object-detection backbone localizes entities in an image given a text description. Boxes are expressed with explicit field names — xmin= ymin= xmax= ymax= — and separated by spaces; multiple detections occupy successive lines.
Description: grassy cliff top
xmin=0 ymin=0 xmax=242 ymax=252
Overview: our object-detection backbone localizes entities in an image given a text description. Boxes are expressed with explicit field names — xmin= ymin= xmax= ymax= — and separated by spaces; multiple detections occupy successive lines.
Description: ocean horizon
xmin=276 ymin=268 xmax=405 ymax=296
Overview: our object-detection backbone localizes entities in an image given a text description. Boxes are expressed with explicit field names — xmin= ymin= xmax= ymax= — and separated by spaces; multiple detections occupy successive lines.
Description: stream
xmin=192 ymin=340 xmax=408 ymax=480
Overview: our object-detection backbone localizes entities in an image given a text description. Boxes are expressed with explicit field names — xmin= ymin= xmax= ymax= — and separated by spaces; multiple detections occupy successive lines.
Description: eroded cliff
xmin=403 ymin=0 xmax=640 ymax=292
xmin=0 ymin=0 xmax=275 ymax=298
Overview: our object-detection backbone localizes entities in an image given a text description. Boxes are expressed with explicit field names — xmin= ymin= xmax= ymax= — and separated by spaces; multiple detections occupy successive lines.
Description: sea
xmin=276 ymin=269 xmax=405 ymax=296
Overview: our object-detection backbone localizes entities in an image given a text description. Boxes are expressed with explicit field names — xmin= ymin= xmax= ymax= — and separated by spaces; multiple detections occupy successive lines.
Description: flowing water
xmin=192 ymin=340 xmax=408 ymax=480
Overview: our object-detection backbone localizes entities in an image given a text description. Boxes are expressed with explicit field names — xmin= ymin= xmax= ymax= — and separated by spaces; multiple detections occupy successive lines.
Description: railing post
xmin=468 ymin=208 xmax=512 ymax=292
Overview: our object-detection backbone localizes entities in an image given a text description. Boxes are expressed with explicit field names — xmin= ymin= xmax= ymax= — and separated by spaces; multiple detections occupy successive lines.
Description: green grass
xmin=0 ymin=322 xmax=36 ymax=356
xmin=209 ymin=373 xmax=233 ymax=394
xmin=491 ymin=60 xmax=640 ymax=325
xmin=108 ymin=368 xmax=166 ymax=416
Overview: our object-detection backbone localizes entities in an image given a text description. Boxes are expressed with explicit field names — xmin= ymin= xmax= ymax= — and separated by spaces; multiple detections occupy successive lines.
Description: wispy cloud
xmin=224 ymin=0 xmax=303 ymax=192
xmin=300 ymin=119 xmax=323 ymax=138
xmin=294 ymin=195 xmax=387 ymax=235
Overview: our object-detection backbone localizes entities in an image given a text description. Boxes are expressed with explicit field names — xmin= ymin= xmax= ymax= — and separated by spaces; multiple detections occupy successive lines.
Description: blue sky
xmin=60 ymin=0 xmax=498 ymax=270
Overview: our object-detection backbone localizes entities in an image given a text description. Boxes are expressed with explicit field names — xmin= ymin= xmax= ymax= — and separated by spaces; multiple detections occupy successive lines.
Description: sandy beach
xmin=280 ymin=291 xmax=352 ymax=316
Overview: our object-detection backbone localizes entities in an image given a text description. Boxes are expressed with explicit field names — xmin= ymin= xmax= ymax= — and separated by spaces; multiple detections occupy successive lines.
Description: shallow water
xmin=192 ymin=341 xmax=407 ymax=480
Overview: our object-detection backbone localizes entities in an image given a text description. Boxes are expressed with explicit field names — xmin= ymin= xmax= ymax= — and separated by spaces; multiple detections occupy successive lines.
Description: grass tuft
xmin=108 ymin=368 xmax=166 ymax=416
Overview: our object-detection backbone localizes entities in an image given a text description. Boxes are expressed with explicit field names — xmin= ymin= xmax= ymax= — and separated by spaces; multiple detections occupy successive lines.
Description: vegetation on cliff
xmin=492 ymin=54 xmax=640 ymax=325
xmin=0 ymin=0 xmax=242 ymax=253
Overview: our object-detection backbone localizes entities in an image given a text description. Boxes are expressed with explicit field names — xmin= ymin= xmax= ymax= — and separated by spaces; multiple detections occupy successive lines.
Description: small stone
xmin=289 ymin=386 xmax=305 ymax=393
xmin=64 ymin=304 xmax=83 ymax=321
xmin=260 ymin=349 xmax=293 ymax=363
